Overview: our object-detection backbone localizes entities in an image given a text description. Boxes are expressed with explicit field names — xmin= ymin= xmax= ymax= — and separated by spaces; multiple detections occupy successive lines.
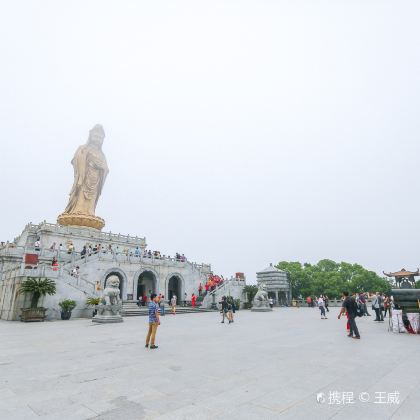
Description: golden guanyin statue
xmin=58 ymin=124 xmax=109 ymax=230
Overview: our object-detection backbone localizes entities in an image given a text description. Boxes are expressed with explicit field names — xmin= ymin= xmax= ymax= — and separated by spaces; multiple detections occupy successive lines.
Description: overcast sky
xmin=1 ymin=1 xmax=419 ymax=282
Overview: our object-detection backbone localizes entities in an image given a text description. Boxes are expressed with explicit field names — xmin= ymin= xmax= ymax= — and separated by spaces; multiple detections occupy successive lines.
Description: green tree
xmin=276 ymin=260 xmax=391 ymax=299
xmin=18 ymin=277 xmax=56 ymax=308
xmin=243 ymin=285 xmax=258 ymax=303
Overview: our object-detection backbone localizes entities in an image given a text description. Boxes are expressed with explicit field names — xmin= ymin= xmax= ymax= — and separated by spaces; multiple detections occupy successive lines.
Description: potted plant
xmin=58 ymin=299 xmax=77 ymax=320
xmin=234 ymin=298 xmax=241 ymax=311
xmin=86 ymin=296 xmax=101 ymax=317
xmin=18 ymin=277 xmax=56 ymax=322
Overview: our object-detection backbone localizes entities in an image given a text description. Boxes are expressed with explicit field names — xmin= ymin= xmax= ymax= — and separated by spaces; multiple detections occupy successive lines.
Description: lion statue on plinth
xmin=251 ymin=284 xmax=272 ymax=311
xmin=102 ymin=275 xmax=121 ymax=305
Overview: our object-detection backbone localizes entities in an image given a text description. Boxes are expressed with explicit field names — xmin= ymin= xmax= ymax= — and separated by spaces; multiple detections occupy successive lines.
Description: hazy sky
xmin=1 ymin=1 xmax=420 ymax=282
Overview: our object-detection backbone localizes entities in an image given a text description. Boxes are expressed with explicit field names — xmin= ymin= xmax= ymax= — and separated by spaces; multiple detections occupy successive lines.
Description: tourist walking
xmin=145 ymin=293 xmax=160 ymax=349
xmin=306 ymin=296 xmax=312 ymax=308
xmin=170 ymin=294 xmax=177 ymax=315
xmin=383 ymin=295 xmax=392 ymax=318
xmin=183 ymin=292 xmax=187 ymax=307
xmin=358 ymin=293 xmax=370 ymax=316
xmin=225 ymin=297 xmax=235 ymax=323
xmin=160 ymin=295 xmax=166 ymax=316
xmin=191 ymin=293 xmax=196 ymax=308
xmin=318 ymin=296 xmax=327 ymax=319
xmin=230 ymin=298 xmax=236 ymax=323
xmin=338 ymin=291 xmax=360 ymax=339
xmin=372 ymin=292 xmax=384 ymax=322
xmin=268 ymin=297 xmax=274 ymax=309
xmin=220 ymin=296 xmax=228 ymax=323
xmin=324 ymin=295 xmax=330 ymax=312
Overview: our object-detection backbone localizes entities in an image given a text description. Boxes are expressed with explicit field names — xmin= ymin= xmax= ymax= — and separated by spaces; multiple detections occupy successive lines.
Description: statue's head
xmin=88 ymin=124 xmax=105 ymax=148
xmin=258 ymin=283 xmax=266 ymax=291
xmin=106 ymin=275 xmax=120 ymax=289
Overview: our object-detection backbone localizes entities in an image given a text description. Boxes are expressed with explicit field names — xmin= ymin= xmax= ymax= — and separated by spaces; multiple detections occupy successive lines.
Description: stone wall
xmin=0 ymin=222 xmax=212 ymax=321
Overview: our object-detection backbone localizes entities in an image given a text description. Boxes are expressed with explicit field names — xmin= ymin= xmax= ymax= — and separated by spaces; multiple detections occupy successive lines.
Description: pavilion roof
xmin=383 ymin=268 xmax=419 ymax=278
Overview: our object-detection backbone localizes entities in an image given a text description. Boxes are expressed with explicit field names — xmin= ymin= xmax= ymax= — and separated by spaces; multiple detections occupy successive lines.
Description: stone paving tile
xmin=0 ymin=308 xmax=419 ymax=420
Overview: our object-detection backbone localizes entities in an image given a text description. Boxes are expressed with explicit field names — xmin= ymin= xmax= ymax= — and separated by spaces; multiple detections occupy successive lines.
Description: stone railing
xmin=2 ymin=262 xmax=97 ymax=294
xmin=29 ymin=221 xmax=148 ymax=246
xmin=0 ymin=245 xmax=211 ymax=272
xmin=292 ymin=298 xmax=376 ymax=307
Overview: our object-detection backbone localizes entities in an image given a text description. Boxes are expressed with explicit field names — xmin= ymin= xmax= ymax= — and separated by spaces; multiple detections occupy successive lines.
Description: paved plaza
xmin=0 ymin=307 xmax=419 ymax=420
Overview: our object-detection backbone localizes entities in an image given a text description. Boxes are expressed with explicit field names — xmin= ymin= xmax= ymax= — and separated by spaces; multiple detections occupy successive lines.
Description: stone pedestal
xmin=92 ymin=304 xmax=123 ymax=323
xmin=251 ymin=306 xmax=272 ymax=312
xmin=92 ymin=314 xmax=123 ymax=323
xmin=58 ymin=212 xmax=105 ymax=230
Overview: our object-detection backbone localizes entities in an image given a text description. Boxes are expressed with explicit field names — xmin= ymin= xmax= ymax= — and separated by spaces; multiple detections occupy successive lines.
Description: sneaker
xmin=347 ymin=334 xmax=353 ymax=337
xmin=150 ymin=345 xmax=158 ymax=349
xmin=145 ymin=344 xmax=149 ymax=348
xmin=352 ymin=336 xmax=360 ymax=339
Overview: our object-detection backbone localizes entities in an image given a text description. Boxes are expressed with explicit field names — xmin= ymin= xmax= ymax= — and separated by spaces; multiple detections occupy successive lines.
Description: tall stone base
xmin=92 ymin=304 xmax=123 ymax=323
xmin=92 ymin=314 xmax=123 ymax=323
xmin=251 ymin=307 xmax=272 ymax=312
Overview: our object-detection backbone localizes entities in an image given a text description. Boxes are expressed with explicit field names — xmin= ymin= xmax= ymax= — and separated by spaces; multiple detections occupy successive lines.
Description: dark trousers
xmin=319 ymin=306 xmax=326 ymax=317
xmin=348 ymin=315 xmax=360 ymax=337
xmin=325 ymin=304 xmax=329 ymax=312
xmin=363 ymin=303 xmax=370 ymax=316
xmin=384 ymin=307 xmax=390 ymax=318
xmin=374 ymin=308 xmax=383 ymax=321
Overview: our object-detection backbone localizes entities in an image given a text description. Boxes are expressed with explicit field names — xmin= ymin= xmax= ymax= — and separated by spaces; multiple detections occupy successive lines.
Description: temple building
xmin=383 ymin=268 xmax=419 ymax=289
xmin=0 ymin=125 xmax=212 ymax=320
xmin=256 ymin=263 xmax=291 ymax=305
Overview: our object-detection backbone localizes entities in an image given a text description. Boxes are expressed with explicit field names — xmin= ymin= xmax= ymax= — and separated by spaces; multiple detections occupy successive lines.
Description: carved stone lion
xmin=253 ymin=284 xmax=269 ymax=307
xmin=102 ymin=275 xmax=121 ymax=306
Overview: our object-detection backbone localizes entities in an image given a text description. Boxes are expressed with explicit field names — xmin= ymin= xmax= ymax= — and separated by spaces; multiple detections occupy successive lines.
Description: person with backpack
xmin=220 ymin=296 xmax=228 ymax=323
xmin=226 ymin=297 xmax=235 ymax=323
xmin=338 ymin=291 xmax=360 ymax=339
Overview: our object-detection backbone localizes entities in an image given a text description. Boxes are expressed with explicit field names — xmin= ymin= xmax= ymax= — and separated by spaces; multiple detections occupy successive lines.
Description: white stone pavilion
xmin=256 ymin=263 xmax=291 ymax=306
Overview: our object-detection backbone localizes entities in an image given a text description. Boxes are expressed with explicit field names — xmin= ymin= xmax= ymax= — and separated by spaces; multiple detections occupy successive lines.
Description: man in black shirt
xmin=338 ymin=291 xmax=360 ymax=339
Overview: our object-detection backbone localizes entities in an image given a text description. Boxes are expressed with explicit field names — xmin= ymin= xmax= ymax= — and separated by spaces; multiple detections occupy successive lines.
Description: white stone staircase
xmin=121 ymin=301 xmax=143 ymax=316
xmin=201 ymin=279 xmax=246 ymax=309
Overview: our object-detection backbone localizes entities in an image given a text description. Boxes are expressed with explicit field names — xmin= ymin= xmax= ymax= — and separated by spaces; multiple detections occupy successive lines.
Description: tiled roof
xmin=383 ymin=269 xmax=419 ymax=278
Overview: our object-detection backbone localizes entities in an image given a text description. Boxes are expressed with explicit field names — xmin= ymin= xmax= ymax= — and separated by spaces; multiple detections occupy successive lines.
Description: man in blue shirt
xmin=145 ymin=293 xmax=160 ymax=349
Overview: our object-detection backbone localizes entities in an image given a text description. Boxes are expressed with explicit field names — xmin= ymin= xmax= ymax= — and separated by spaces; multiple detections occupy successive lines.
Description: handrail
xmin=0 ymin=245 xmax=211 ymax=270
xmin=29 ymin=221 xmax=148 ymax=245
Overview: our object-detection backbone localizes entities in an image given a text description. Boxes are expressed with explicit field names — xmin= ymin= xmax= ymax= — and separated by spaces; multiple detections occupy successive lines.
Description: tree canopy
xmin=276 ymin=259 xmax=392 ymax=299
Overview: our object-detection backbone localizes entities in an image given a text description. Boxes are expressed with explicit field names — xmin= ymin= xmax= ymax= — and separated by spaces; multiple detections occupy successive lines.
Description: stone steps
xmin=121 ymin=302 xmax=217 ymax=317
xmin=121 ymin=302 xmax=143 ymax=317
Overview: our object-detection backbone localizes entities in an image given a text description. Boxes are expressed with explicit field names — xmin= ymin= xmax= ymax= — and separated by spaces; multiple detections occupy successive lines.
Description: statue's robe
xmin=64 ymin=144 xmax=109 ymax=216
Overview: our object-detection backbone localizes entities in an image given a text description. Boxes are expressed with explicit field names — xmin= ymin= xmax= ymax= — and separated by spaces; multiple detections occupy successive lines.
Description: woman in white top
xmin=318 ymin=296 xmax=327 ymax=319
